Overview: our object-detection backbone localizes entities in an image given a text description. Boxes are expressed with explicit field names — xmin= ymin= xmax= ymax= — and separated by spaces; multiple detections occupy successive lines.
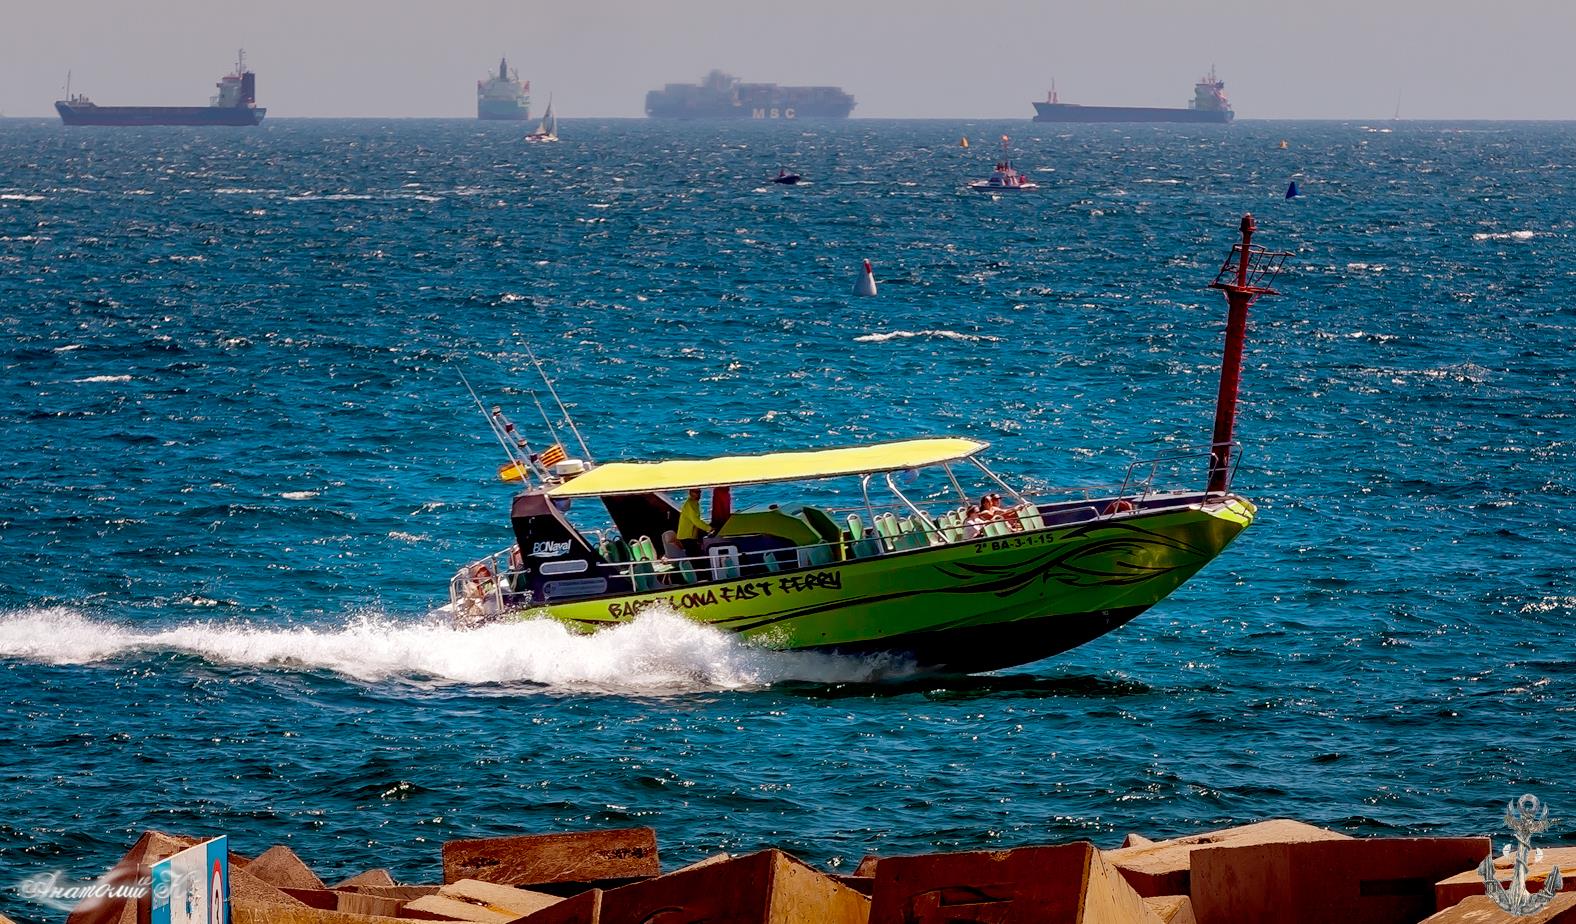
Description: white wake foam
xmin=855 ymin=329 xmax=1002 ymax=343
xmin=0 ymin=606 xmax=906 ymax=692
xmin=1472 ymin=230 xmax=1535 ymax=241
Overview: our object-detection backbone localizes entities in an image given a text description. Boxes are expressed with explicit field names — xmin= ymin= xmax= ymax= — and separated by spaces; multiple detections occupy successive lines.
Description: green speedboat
xmin=440 ymin=216 xmax=1288 ymax=673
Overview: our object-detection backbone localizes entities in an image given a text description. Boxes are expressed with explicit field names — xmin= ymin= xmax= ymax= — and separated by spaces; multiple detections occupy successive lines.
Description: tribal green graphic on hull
xmin=512 ymin=498 xmax=1255 ymax=669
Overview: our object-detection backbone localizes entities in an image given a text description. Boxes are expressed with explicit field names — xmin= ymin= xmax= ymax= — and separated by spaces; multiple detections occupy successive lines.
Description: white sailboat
xmin=525 ymin=97 xmax=558 ymax=143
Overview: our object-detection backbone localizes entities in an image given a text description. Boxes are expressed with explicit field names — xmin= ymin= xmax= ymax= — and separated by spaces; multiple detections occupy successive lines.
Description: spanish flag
xmin=536 ymin=443 xmax=567 ymax=467
xmin=498 ymin=460 xmax=528 ymax=483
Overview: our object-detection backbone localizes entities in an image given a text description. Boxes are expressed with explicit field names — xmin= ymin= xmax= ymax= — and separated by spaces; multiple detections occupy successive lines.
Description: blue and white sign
xmin=151 ymin=836 xmax=228 ymax=924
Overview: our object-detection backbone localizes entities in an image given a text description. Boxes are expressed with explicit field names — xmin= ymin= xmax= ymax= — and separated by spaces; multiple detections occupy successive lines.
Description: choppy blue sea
xmin=0 ymin=116 xmax=1572 ymax=918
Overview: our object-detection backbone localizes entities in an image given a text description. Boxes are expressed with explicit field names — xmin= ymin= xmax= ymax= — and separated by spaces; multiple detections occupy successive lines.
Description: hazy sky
xmin=2 ymin=0 xmax=1572 ymax=120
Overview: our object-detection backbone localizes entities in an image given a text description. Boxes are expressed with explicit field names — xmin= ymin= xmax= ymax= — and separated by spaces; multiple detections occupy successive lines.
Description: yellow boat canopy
xmin=546 ymin=437 xmax=988 ymax=498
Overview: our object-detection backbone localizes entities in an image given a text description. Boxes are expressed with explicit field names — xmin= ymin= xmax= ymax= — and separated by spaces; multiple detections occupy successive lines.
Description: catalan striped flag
xmin=536 ymin=443 xmax=567 ymax=467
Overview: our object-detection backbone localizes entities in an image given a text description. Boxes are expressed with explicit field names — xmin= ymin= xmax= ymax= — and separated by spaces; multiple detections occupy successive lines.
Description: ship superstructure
xmin=645 ymin=70 xmax=855 ymax=119
xmin=55 ymin=51 xmax=266 ymax=127
xmin=1032 ymin=67 xmax=1234 ymax=124
xmin=478 ymin=57 xmax=530 ymax=121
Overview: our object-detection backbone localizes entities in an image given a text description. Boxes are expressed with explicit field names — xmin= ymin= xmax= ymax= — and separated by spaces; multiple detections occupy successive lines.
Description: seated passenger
xmin=962 ymin=505 xmax=987 ymax=540
xmin=979 ymin=492 xmax=1022 ymax=531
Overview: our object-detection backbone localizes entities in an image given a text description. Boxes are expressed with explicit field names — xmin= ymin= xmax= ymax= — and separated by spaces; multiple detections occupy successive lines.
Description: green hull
xmin=513 ymin=496 xmax=1256 ymax=673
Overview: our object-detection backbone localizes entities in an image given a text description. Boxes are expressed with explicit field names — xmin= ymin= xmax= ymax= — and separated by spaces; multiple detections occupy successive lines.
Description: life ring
xmin=1103 ymin=499 xmax=1135 ymax=515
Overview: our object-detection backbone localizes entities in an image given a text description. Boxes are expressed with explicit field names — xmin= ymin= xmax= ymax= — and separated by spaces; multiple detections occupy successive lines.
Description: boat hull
xmin=1032 ymin=102 xmax=1232 ymax=124
xmin=503 ymin=496 xmax=1256 ymax=673
xmin=479 ymin=99 xmax=530 ymax=121
xmin=55 ymin=102 xmax=266 ymax=126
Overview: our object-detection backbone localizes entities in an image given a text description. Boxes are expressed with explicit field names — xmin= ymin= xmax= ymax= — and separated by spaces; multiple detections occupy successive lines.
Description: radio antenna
xmin=530 ymin=390 xmax=565 ymax=452
xmin=458 ymin=368 xmax=536 ymax=483
xmin=522 ymin=341 xmax=594 ymax=463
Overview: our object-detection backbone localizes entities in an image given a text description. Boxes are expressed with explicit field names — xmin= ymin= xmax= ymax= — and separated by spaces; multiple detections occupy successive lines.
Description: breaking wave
xmin=854 ymin=329 xmax=1002 ymax=343
xmin=1471 ymin=230 xmax=1535 ymax=241
xmin=0 ymin=606 xmax=909 ymax=692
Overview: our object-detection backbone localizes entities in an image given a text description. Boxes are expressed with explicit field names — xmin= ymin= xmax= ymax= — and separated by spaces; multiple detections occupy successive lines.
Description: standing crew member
xmin=677 ymin=488 xmax=712 ymax=557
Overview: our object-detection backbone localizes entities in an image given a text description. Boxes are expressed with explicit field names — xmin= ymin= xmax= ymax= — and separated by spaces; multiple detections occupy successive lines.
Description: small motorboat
xmin=772 ymin=169 xmax=802 ymax=185
xmin=437 ymin=216 xmax=1290 ymax=674
xmin=969 ymin=135 xmax=1039 ymax=191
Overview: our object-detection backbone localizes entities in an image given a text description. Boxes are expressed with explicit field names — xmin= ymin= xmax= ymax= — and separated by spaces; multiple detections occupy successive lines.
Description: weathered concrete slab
xmin=1192 ymin=836 xmax=1491 ymax=924
xmin=667 ymin=852 xmax=733 ymax=875
xmin=404 ymin=893 xmax=520 ymax=923
xmin=279 ymin=887 xmax=340 ymax=910
xmin=1106 ymin=819 xmax=1351 ymax=898
xmin=515 ymin=889 xmax=603 ymax=924
xmin=599 ymin=849 xmax=869 ymax=924
xmin=1422 ymin=893 xmax=1576 ymax=923
xmin=344 ymin=884 xmax=440 ymax=901
xmin=232 ymin=863 xmax=307 ymax=905
xmin=443 ymin=828 xmax=659 ymax=887
xmin=1146 ymin=894 xmax=1197 ymax=924
xmin=335 ymin=890 xmax=403 ymax=917
xmin=440 ymin=879 xmax=560 ymax=918
xmin=870 ymin=841 xmax=1160 ymax=923
xmin=232 ymin=907 xmax=403 ymax=924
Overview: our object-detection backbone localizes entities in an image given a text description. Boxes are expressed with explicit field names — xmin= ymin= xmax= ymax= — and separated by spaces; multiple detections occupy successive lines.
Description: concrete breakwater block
xmin=591 ymin=849 xmax=869 ymax=924
xmin=443 ymin=827 xmax=660 ymax=889
xmin=232 ymin=909 xmax=404 ymax=924
xmin=248 ymin=844 xmax=327 ymax=892
xmin=230 ymin=864 xmax=308 ymax=909
xmin=1105 ymin=819 xmax=1351 ymax=898
xmin=1191 ymin=836 xmax=1491 ymax=924
xmin=1422 ymin=892 xmax=1576 ymax=923
xmin=1434 ymin=846 xmax=1576 ymax=912
xmin=408 ymin=878 xmax=562 ymax=921
xmin=344 ymin=884 xmax=440 ymax=900
xmin=868 ymin=841 xmax=1160 ymax=923
xmin=515 ymin=889 xmax=602 ymax=924
xmin=1146 ymin=895 xmax=1197 ymax=924
xmin=332 ymin=868 xmax=396 ymax=889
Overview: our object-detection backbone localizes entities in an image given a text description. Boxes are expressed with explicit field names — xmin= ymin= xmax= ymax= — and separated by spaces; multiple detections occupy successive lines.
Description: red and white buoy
xmin=853 ymin=259 xmax=878 ymax=297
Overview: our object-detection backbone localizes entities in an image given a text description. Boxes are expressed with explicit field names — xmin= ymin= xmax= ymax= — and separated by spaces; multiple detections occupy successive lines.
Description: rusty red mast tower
xmin=1206 ymin=214 xmax=1290 ymax=494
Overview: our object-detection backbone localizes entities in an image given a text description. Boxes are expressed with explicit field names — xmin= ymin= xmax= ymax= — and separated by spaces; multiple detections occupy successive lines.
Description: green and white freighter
xmin=439 ymin=216 xmax=1290 ymax=674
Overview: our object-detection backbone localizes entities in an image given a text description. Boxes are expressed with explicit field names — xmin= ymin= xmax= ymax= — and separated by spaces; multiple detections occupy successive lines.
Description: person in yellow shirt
xmin=677 ymin=488 xmax=712 ymax=555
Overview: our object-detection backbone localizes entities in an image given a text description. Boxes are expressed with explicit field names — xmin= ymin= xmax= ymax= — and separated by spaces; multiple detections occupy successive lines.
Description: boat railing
xmin=1117 ymin=441 xmax=1242 ymax=500
xmin=447 ymin=546 xmax=517 ymax=624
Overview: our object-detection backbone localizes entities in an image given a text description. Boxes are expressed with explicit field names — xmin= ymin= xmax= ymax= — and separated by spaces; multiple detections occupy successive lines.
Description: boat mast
xmin=1205 ymin=214 xmax=1289 ymax=494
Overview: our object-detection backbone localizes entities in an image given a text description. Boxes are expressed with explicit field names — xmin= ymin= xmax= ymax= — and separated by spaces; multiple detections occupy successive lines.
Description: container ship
xmin=645 ymin=70 xmax=855 ymax=119
xmin=55 ymin=52 xmax=266 ymax=126
xmin=478 ymin=57 xmax=530 ymax=121
xmin=1032 ymin=68 xmax=1233 ymax=124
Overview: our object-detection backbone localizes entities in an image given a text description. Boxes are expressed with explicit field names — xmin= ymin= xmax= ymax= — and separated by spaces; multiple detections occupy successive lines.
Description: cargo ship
xmin=55 ymin=51 xmax=266 ymax=126
xmin=478 ymin=57 xmax=530 ymax=121
xmin=645 ymin=70 xmax=855 ymax=119
xmin=1032 ymin=68 xmax=1233 ymax=124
